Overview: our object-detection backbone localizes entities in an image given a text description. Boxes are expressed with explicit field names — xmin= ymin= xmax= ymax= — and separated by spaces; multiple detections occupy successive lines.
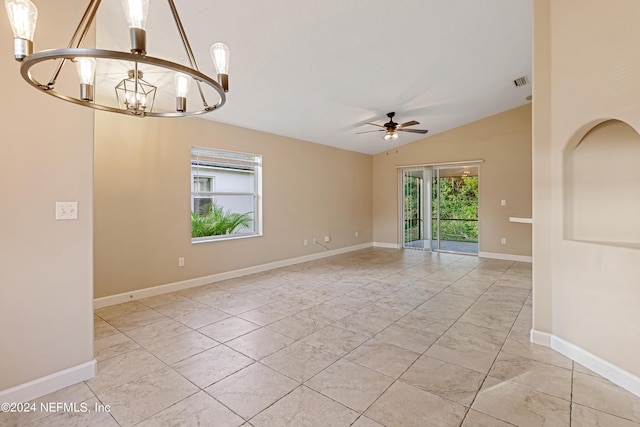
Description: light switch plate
xmin=56 ymin=202 xmax=78 ymax=220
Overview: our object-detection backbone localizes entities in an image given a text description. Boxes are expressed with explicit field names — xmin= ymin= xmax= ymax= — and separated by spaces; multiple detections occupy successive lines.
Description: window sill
xmin=191 ymin=233 xmax=262 ymax=244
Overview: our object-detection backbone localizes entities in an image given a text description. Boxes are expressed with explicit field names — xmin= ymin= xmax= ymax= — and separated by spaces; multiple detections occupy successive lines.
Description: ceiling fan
xmin=357 ymin=112 xmax=429 ymax=141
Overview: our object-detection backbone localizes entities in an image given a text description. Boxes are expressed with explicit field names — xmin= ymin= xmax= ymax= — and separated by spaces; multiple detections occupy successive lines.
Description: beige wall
xmin=532 ymin=0 xmax=553 ymax=335
xmin=373 ymin=105 xmax=532 ymax=257
xmin=0 ymin=1 xmax=94 ymax=391
xmin=533 ymin=0 xmax=640 ymax=377
xmin=94 ymin=113 xmax=373 ymax=298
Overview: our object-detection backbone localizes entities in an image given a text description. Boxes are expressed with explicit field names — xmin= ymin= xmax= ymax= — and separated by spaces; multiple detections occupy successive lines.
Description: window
xmin=192 ymin=176 xmax=214 ymax=214
xmin=191 ymin=147 xmax=262 ymax=242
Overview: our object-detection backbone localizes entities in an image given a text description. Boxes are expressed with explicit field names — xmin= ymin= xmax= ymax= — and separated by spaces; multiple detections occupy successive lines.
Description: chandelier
xmin=4 ymin=0 xmax=229 ymax=118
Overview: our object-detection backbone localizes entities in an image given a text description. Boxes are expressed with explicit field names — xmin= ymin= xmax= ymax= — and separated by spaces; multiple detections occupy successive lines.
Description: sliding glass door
xmin=431 ymin=166 xmax=479 ymax=253
xmin=402 ymin=164 xmax=479 ymax=254
xmin=402 ymin=167 xmax=432 ymax=249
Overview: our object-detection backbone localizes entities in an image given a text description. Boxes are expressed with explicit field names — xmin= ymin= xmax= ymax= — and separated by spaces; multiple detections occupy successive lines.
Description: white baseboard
xmin=0 ymin=360 xmax=96 ymax=404
xmin=479 ymin=251 xmax=532 ymax=263
xmin=530 ymin=329 xmax=640 ymax=398
xmin=371 ymin=245 xmax=532 ymax=262
xmin=373 ymin=242 xmax=401 ymax=249
xmin=530 ymin=329 xmax=552 ymax=346
xmin=95 ymin=242 xmax=373 ymax=309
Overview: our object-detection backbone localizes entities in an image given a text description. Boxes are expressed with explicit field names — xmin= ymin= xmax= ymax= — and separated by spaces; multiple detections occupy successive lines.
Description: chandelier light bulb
xmin=174 ymin=72 xmax=192 ymax=112
xmin=121 ymin=0 xmax=148 ymax=30
xmin=138 ymin=93 xmax=147 ymax=109
xmin=210 ymin=42 xmax=230 ymax=92
xmin=4 ymin=0 xmax=37 ymax=61
xmin=121 ymin=0 xmax=149 ymax=54
xmin=75 ymin=57 xmax=96 ymax=101
xmin=210 ymin=43 xmax=230 ymax=74
xmin=383 ymin=131 xmax=399 ymax=141
xmin=75 ymin=58 xmax=96 ymax=85
xmin=125 ymin=92 xmax=146 ymax=110
xmin=174 ymin=72 xmax=191 ymax=98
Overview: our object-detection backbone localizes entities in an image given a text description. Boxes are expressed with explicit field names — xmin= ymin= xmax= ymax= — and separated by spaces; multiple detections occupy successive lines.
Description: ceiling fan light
xmin=383 ymin=131 xmax=398 ymax=141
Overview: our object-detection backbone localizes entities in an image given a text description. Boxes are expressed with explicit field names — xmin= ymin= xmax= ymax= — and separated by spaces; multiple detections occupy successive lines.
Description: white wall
xmin=0 ymin=0 xmax=95 ymax=400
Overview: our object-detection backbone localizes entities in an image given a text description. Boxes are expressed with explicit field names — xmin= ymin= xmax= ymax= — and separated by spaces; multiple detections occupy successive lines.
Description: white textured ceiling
xmin=96 ymin=0 xmax=532 ymax=155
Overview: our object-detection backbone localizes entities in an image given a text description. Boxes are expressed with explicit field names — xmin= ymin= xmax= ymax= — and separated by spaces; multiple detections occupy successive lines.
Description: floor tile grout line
xmin=128 ymin=389 xmax=202 ymax=426
xmin=569 ymin=360 xmax=575 ymax=427
xmin=86 ymin=358 xmax=171 ymax=397
xmin=86 ymin=250 xmax=616 ymax=426
xmin=569 ymin=375 xmax=640 ymax=423
xmin=245 ymin=384 xmax=355 ymax=426
xmin=97 ymin=320 xmax=219 ymax=367
xmin=408 ymin=261 xmax=515 ymax=360
xmin=395 ymin=261 xmax=517 ymax=421
xmin=244 ymin=253 xmax=485 ymax=423
xmin=19 ymin=389 xmax=123 ymax=427
xmin=459 ymin=281 xmax=529 ymax=426
xmin=369 ymin=259 xmax=500 ymax=413
xmin=333 ymin=259 xmax=519 ymax=424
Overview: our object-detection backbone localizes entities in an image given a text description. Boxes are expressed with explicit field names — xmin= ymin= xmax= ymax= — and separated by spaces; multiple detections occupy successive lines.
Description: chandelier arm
xmin=47 ymin=0 xmax=101 ymax=88
xmin=74 ymin=0 xmax=102 ymax=49
xmin=166 ymin=0 xmax=209 ymax=108
xmin=46 ymin=0 xmax=101 ymax=88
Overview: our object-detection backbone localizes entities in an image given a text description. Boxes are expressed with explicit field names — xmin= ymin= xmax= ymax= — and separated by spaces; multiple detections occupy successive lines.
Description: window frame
xmin=191 ymin=146 xmax=262 ymax=243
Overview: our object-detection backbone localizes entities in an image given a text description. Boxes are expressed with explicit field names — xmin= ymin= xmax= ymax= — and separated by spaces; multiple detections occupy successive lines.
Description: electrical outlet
xmin=501 ymin=237 xmax=507 ymax=245
xmin=324 ymin=235 xmax=331 ymax=243
xmin=304 ymin=239 xmax=308 ymax=246
xmin=501 ymin=200 xmax=507 ymax=206
xmin=178 ymin=257 xmax=185 ymax=267
xmin=355 ymin=231 xmax=359 ymax=238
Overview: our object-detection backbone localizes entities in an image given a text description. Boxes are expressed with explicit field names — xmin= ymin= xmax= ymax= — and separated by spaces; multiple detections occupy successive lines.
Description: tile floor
xmin=2 ymin=248 xmax=640 ymax=426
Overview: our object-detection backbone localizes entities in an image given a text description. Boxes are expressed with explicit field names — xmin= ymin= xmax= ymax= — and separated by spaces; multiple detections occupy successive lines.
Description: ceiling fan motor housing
xmin=385 ymin=112 xmax=397 ymax=129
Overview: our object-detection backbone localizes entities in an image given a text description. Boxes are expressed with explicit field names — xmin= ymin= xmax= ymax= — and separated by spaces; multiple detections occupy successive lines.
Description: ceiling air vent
xmin=513 ymin=76 xmax=529 ymax=87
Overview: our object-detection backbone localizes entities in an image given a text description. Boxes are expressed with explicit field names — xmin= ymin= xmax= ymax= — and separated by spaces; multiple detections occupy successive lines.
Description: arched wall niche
xmin=564 ymin=119 xmax=640 ymax=248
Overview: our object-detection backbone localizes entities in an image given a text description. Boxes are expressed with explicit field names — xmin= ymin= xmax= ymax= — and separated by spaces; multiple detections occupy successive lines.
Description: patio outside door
xmin=402 ymin=164 xmax=479 ymax=254
xmin=402 ymin=167 xmax=432 ymax=249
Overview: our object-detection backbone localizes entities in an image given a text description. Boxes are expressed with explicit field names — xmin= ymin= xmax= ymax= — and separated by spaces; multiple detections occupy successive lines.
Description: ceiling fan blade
xmin=398 ymin=128 xmax=429 ymax=134
xmin=398 ymin=120 xmax=420 ymax=128
xmin=366 ymin=122 xmax=386 ymax=128
xmin=356 ymin=129 xmax=385 ymax=134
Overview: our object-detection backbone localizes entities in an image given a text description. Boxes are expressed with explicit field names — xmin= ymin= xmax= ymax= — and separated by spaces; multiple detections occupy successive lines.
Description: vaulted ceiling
xmin=95 ymin=0 xmax=532 ymax=155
